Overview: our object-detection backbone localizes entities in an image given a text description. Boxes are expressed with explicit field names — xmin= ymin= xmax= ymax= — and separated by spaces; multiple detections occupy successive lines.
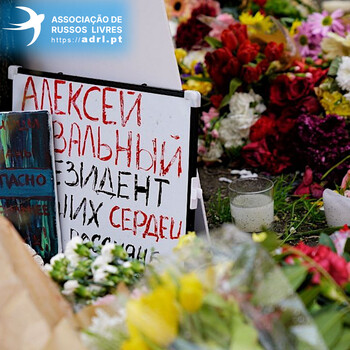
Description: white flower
xmin=81 ymin=308 xmax=126 ymax=348
xmin=336 ymin=56 xmax=350 ymax=91
xmin=49 ymin=253 xmax=65 ymax=265
xmin=92 ymin=255 xmax=112 ymax=270
xmin=228 ymin=90 xmax=266 ymax=116
xmin=62 ymin=280 xmax=79 ymax=296
xmin=219 ymin=90 xmax=265 ymax=149
xmin=219 ymin=113 xmax=259 ymax=148
xmin=203 ymin=141 xmax=223 ymax=161
xmin=44 ymin=264 xmax=53 ymax=273
xmin=65 ymin=236 xmax=83 ymax=267
xmin=104 ymin=265 xmax=118 ymax=274
xmin=123 ymin=261 xmax=132 ymax=268
xmin=101 ymin=243 xmax=116 ymax=262
xmin=93 ymin=268 xmax=108 ymax=283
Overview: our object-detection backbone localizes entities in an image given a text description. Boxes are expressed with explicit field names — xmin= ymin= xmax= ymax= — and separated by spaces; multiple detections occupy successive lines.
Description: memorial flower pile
xmin=169 ymin=0 xmax=350 ymax=182
xmin=45 ymin=237 xmax=145 ymax=306
xmin=81 ymin=226 xmax=327 ymax=350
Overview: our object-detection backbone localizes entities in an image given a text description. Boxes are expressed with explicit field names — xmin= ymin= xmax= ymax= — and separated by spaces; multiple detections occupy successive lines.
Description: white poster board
xmin=12 ymin=68 xmax=200 ymax=260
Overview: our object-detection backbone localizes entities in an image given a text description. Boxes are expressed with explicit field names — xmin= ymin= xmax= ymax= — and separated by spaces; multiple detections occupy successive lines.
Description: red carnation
xmin=264 ymin=42 xmax=284 ymax=62
xmin=242 ymin=139 xmax=291 ymax=174
xmin=270 ymin=75 xmax=312 ymax=106
xmin=296 ymin=96 xmax=321 ymax=115
xmin=237 ymin=40 xmax=260 ymax=64
xmin=249 ymin=116 xmax=276 ymax=142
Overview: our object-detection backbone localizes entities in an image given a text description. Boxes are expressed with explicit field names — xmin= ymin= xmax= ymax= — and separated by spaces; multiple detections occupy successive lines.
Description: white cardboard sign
xmin=12 ymin=68 xmax=199 ymax=260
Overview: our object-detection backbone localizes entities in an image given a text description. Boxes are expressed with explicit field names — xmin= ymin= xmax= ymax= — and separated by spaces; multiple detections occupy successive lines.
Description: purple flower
xmin=194 ymin=62 xmax=204 ymax=74
xmin=292 ymin=114 xmax=350 ymax=182
xmin=294 ymin=22 xmax=323 ymax=59
xmin=308 ymin=9 xmax=345 ymax=36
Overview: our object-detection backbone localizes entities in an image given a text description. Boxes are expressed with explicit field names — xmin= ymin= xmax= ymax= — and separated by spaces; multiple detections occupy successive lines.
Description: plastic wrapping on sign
xmin=82 ymin=225 xmax=327 ymax=350
xmin=323 ymin=188 xmax=350 ymax=227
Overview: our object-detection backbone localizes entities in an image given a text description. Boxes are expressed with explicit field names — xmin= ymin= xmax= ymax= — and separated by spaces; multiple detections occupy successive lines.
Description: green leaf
xmin=219 ymin=93 xmax=232 ymax=109
xmin=230 ymin=314 xmax=263 ymax=350
xmin=299 ymin=286 xmax=320 ymax=307
xmin=257 ymin=231 xmax=281 ymax=252
xmin=333 ymin=329 xmax=350 ymax=350
xmin=282 ymin=264 xmax=308 ymax=291
xmin=344 ymin=238 xmax=350 ymax=254
xmin=328 ymin=57 xmax=342 ymax=76
xmin=319 ymin=233 xmax=337 ymax=252
xmin=204 ymin=36 xmax=223 ymax=49
xmin=219 ymin=78 xmax=242 ymax=109
xmin=229 ymin=78 xmax=242 ymax=96
xmin=313 ymin=306 xmax=345 ymax=348
xmin=343 ymin=252 xmax=350 ymax=262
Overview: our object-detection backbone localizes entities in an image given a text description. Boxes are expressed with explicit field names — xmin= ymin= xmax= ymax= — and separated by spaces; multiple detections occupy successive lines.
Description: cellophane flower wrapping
xmin=82 ymin=225 xmax=327 ymax=350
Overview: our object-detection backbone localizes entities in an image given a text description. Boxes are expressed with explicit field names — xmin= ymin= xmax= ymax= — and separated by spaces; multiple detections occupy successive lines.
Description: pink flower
xmin=330 ymin=225 xmax=350 ymax=255
xmin=294 ymin=22 xmax=323 ymax=59
xmin=308 ymin=9 xmax=345 ymax=36
xmin=211 ymin=129 xmax=219 ymax=138
xmin=341 ymin=169 xmax=350 ymax=190
xmin=201 ymin=107 xmax=219 ymax=134
xmin=201 ymin=107 xmax=219 ymax=124
xmin=209 ymin=13 xmax=236 ymax=39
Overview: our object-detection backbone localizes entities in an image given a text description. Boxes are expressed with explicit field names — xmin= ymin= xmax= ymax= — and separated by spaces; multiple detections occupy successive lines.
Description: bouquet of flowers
xmin=167 ymin=0 xmax=350 ymax=183
xmin=45 ymin=237 xmax=145 ymax=307
xmin=81 ymin=226 xmax=327 ymax=350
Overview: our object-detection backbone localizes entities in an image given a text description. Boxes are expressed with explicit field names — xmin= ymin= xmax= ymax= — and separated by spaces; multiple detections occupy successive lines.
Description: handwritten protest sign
xmin=0 ymin=110 xmax=60 ymax=261
xmin=12 ymin=68 xmax=198 ymax=260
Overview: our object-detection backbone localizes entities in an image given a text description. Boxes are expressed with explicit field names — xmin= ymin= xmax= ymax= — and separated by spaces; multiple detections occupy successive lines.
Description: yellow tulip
xmin=126 ymin=286 xmax=179 ymax=347
xmin=179 ymin=272 xmax=204 ymax=313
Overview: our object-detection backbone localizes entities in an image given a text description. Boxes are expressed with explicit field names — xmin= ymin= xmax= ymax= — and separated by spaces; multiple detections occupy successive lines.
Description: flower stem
xmin=321 ymin=154 xmax=350 ymax=180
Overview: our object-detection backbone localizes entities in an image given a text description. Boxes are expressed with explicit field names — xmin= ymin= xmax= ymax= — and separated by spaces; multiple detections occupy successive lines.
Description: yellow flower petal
xmin=252 ymin=232 xmax=267 ymax=242
xmin=179 ymin=272 xmax=204 ymax=313
xmin=175 ymin=48 xmax=187 ymax=63
xmin=174 ymin=231 xmax=196 ymax=251
xmin=121 ymin=335 xmax=150 ymax=350
xmin=126 ymin=286 xmax=179 ymax=347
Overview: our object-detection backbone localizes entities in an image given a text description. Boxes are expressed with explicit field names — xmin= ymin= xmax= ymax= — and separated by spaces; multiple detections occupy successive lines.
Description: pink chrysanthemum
xmin=294 ymin=22 xmax=322 ymax=59
xmin=308 ymin=9 xmax=345 ymax=36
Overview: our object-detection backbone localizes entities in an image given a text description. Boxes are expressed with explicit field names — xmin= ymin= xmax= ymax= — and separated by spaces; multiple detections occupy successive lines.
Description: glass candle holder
xmin=228 ymin=177 xmax=274 ymax=232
